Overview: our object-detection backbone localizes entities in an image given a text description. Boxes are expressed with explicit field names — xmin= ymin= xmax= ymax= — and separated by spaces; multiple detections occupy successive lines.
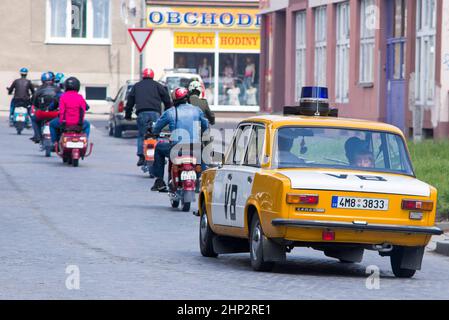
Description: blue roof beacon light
xmin=283 ymin=86 xmax=338 ymax=117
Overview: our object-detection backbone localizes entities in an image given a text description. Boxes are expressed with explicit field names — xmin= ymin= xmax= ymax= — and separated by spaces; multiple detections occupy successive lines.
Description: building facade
xmin=260 ymin=0 xmax=449 ymax=139
xmin=145 ymin=0 xmax=261 ymax=112
xmin=0 ymin=0 xmax=142 ymax=112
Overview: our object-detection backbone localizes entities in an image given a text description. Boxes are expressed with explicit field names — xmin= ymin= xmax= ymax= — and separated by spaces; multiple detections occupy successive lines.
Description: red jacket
xmin=59 ymin=91 xmax=87 ymax=126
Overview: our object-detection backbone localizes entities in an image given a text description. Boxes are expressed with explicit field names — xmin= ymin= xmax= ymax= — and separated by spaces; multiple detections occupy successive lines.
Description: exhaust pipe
xmin=372 ymin=243 xmax=393 ymax=253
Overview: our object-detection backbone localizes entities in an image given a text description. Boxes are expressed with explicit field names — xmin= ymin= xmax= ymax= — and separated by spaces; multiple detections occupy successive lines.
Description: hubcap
xmin=200 ymin=213 xmax=208 ymax=243
xmin=251 ymin=223 xmax=261 ymax=260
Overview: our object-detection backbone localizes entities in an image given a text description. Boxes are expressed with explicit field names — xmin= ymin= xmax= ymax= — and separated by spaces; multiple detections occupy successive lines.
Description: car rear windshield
xmin=273 ymin=127 xmax=414 ymax=176
xmin=166 ymin=76 xmax=199 ymax=92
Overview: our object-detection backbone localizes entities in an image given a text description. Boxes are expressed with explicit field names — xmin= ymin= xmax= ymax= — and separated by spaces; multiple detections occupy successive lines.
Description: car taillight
xmin=322 ymin=230 xmax=335 ymax=241
xmin=118 ymin=101 xmax=124 ymax=113
xmin=286 ymin=194 xmax=319 ymax=205
xmin=402 ymin=200 xmax=433 ymax=211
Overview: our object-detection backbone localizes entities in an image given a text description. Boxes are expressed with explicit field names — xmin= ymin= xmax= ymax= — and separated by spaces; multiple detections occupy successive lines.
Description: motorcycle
xmin=55 ymin=126 xmax=93 ymax=167
xmin=141 ymin=123 xmax=170 ymax=178
xmin=13 ymin=106 xmax=29 ymax=135
xmin=168 ymin=144 xmax=202 ymax=212
xmin=34 ymin=107 xmax=59 ymax=157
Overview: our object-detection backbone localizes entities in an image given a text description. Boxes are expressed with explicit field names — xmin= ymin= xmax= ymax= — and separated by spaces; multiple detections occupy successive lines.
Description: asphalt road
xmin=1 ymin=115 xmax=449 ymax=299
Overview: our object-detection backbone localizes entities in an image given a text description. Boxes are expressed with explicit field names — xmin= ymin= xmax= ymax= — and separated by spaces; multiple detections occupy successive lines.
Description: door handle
xmin=228 ymin=174 xmax=233 ymax=180
xmin=247 ymin=176 xmax=253 ymax=184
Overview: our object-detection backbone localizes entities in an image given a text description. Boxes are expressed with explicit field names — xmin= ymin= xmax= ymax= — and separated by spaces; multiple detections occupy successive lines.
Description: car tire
xmin=113 ymin=122 xmax=122 ymax=138
xmin=199 ymin=201 xmax=218 ymax=258
xmin=250 ymin=215 xmax=275 ymax=272
xmin=108 ymin=122 xmax=114 ymax=136
xmin=390 ymin=247 xmax=417 ymax=278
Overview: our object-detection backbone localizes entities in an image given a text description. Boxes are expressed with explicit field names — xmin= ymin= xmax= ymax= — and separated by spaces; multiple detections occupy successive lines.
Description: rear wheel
xmin=63 ymin=156 xmax=69 ymax=163
xmin=250 ymin=215 xmax=275 ymax=272
xmin=182 ymin=202 xmax=191 ymax=212
xmin=45 ymin=147 xmax=51 ymax=157
xmin=390 ymin=247 xmax=417 ymax=278
xmin=113 ymin=122 xmax=123 ymax=138
xmin=199 ymin=201 xmax=217 ymax=258
xmin=72 ymin=159 xmax=79 ymax=167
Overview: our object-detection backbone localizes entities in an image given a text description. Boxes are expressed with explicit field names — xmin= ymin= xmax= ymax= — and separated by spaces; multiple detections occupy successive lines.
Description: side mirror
xmin=106 ymin=97 xmax=115 ymax=103
xmin=210 ymin=151 xmax=225 ymax=168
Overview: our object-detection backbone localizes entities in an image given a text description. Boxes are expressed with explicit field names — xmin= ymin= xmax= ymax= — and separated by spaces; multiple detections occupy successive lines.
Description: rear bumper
xmin=272 ymin=219 xmax=443 ymax=236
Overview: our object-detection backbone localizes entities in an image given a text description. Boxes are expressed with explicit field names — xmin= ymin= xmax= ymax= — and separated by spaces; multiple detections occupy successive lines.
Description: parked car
xmin=159 ymin=69 xmax=206 ymax=99
xmin=107 ymin=81 xmax=136 ymax=138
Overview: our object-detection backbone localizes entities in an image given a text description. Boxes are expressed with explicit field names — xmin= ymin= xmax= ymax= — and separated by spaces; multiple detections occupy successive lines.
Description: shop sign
xmin=174 ymin=32 xmax=215 ymax=49
xmin=219 ymin=33 xmax=260 ymax=50
xmin=148 ymin=7 xmax=261 ymax=30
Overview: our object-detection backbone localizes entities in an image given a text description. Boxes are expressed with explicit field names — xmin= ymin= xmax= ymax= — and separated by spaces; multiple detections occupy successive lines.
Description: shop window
xmin=219 ymin=53 xmax=259 ymax=107
xmin=173 ymin=53 xmax=215 ymax=105
xmin=415 ymin=0 xmax=436 ymax=106
xmin=295 ymin=11 xmax=307 ymax=101
xmin=47 ymin=0 xmax=111 ymax=44
xmin=314 ymin=6 xmax=327 ymax=87
xmin=336 ymin=2 xmax=350 ymax=103
xmin=359 ymin=0 xmax=376 ymax=84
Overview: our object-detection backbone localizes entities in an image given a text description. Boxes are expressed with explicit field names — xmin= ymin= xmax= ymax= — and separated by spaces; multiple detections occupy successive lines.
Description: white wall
xmin=143 ymin=29 xmax=173 ymax=81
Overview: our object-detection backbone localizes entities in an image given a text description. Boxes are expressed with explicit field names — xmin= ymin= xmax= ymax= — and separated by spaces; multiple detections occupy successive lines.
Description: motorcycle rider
xmin=7 ymin=68 xmax=34 ymax=126
xmin=150 ymin=87 xmax=209 ymax=192
xmin=50 ymin=77 xmax=90 ymax=144
xmin=30 ymin=72 xmax=61 ymax=143
xmin=188 ymin=80 xmax=215 ymax=125
xmin=55 ymin=73 xmax=65 ymax=90
xmin=125 ymin=68 xmax=172 ymax=167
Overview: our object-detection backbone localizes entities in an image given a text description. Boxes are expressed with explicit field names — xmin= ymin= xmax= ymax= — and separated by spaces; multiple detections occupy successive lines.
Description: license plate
xmin=146 ymin=149 xmax=154 ymax=158
xmin=66 ymin=142 xmax=84 ymax=149
xmin=43 ymin=126 xmax=50 ymax=135
xmin=180 ymin=171 xmax=196 ymax=181
xmin=16 ymin=115 xmax=25 ymax=121
xmin=332 ymin=196 xmax=389 ymax=211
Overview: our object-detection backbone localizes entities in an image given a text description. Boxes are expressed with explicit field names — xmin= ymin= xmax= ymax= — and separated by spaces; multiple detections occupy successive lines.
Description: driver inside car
xmin=277 ymin=130 xmax=304 ymax=167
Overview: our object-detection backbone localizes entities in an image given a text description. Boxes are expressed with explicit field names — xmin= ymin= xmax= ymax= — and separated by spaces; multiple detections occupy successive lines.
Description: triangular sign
xmin=128 ymin=28 xmax=154 ymax=53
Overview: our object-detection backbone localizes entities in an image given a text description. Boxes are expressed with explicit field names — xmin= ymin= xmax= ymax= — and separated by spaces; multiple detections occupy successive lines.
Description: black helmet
xmin=64 ymin=77 xmax=81 ymax=92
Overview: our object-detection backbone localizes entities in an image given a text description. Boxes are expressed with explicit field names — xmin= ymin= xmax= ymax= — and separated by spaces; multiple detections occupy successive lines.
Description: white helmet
xmin=188 ymin=80 xmax=203 ymax=95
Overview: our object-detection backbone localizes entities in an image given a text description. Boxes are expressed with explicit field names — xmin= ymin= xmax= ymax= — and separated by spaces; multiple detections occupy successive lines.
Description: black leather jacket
xmin=8 ymin=78 xmax=34 ymax=100
xmin=125 ymin=79 xmax=172 ymax=116
xmin=32 ymin=83 xmax=62 ymax=110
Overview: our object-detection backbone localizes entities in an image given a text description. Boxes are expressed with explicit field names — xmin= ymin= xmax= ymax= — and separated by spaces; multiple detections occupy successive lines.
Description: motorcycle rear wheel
xmin=171 ymin=199 xmax=180 ymax=208
xmin=182 ymin=202 xmax=191 ymax=212
xmin=72 ymin=159 xmax=79 ymax=167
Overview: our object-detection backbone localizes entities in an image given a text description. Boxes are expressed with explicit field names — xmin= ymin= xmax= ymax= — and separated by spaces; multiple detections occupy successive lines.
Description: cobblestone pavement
xmin=0 ymin=117 xmax=448 ymax=299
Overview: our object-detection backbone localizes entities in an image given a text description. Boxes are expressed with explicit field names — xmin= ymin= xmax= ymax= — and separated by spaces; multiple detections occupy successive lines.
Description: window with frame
xmin=225 ymin=125 xmax=252 ymax=165
xmin=314 ymin=6 xmax=327 ymax=87
xmin=359 ymin=0 xmax=376 ymax=84
xmin=245 ymin=125 xmax=266 ymax=167
xmin=295 ymin=11 xmax=307 ymax=101
xmin=47 ymin=0 xmax=111 ymax=44
xmin=336 ymin=2 xmax=350 ymax=103
xmin=415 ymin=0 xmax=436 ymax=106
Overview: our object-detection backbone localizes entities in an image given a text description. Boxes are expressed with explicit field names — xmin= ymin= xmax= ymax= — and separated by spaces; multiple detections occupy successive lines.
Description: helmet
xmin=172 ymin=87 xmax=189 ymax=106
xmin=20 ymin=68 xmax=28 ymax=75
xmin=55 ymin=73 xmax=65 ymax=83
xmin=41 ymin=72 xmax=54 ymax=83
xmin=64 ymin=77 xmax=81 ymax=92
xmin=142 ymin=68 xmax=154 ymax=79
xmin=188 ymin=80 xmax=202 ymax=95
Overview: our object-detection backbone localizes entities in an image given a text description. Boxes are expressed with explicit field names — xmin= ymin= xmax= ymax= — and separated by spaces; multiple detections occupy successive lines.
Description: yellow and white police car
xmin=198 ymin=87 xmax=442 ymax=278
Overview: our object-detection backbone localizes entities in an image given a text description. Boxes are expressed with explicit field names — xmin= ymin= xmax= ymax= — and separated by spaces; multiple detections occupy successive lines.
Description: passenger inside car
xmin=345 ymin=137 xmax=375 ymax=168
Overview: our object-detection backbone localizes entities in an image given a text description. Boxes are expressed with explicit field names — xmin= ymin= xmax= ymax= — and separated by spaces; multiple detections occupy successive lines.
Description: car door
xmin=212 ymin=124 xmax=266 ymax=228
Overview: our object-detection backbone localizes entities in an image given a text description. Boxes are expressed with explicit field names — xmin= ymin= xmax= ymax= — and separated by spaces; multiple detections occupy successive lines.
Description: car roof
xmin=240 ymin=115 xmax=405 ymax=136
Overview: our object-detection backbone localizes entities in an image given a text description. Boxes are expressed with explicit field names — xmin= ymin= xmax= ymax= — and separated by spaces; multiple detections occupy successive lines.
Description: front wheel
xmin=199 ymin=201 xmax=217 ymax=258
xmin=250 ymin=215 xmax=275 ymax=272
xmin=390 ymin=247 xmax=417 ymax=278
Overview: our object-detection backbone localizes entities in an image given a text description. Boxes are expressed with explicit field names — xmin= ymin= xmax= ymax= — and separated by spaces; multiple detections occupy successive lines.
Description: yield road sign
xmin=128 ymin=28 xmax=154 ymax=53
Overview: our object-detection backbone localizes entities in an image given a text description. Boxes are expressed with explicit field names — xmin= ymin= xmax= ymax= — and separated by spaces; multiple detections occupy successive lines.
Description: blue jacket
xmin=153 ymin=103 xmax=209 ymax=144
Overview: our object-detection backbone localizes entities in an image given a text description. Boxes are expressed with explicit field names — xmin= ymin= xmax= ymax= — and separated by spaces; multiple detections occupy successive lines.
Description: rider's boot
xmin=151 ymin=178 xmax=167 ymax=192
xmin=137 ymin=155 xmax=145 ymax=167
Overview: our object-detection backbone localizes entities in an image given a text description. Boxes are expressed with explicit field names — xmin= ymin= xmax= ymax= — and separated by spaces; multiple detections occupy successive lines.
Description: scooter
xmin=13 ymin=106 xmax=29 ymax=135
xmin=168 ymin=144 xmax=202 ymax=212
xmin=55 ymin=126 xmax=93 ymax=167
xmin=141 ymin=124 xmax=170 ymax=178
